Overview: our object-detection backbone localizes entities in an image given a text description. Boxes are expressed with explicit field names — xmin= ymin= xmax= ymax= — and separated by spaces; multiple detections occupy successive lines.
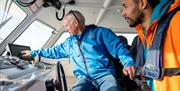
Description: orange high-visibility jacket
xmin=135 ymin=1 xmax=180 ymax=91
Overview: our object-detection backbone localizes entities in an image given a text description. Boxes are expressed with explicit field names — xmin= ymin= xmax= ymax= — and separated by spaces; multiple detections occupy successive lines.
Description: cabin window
xmin=14 ymin=20 xmax=53 ymax=50
xmin=0 ymin=1 xmax=27 ymax=43
xmin=53 ymin=32 xmax=136 ymax=46
xmin=54 ymin=32 xmax=70 ymax=46
xmin=116 ymin=33 xmax=137 ymax=45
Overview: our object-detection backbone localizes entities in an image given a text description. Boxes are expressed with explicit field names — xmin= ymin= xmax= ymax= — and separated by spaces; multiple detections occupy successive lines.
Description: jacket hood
xmin=150 ymin=0 xmax=174 ymax=24
xmin=134 ymin=0 xmax=179 ymax=47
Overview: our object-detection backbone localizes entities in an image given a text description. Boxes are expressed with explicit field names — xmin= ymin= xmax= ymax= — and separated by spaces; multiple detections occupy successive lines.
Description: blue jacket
xmin=31 ymin=24 xmax=134 ymax=79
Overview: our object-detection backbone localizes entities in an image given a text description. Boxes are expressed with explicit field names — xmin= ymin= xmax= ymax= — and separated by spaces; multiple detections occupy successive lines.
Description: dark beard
xmin=129 ymin=12 xmax=144 ymax=27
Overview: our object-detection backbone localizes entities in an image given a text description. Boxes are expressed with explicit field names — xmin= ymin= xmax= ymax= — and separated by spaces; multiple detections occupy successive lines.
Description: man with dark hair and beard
xmin=120 ymin=0 xmax=180 ymax=91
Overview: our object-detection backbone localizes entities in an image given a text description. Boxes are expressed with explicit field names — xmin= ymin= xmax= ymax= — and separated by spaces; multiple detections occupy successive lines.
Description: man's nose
xmin=63 ymin=27 xmax=68 ymax=32
xmin=120 ymin=9 xmax=125 ymax=17
xmin=64 ymin=29 xmax=68 ymax=32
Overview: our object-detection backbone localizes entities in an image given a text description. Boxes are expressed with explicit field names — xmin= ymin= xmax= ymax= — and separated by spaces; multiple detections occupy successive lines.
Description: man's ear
xmin=74 ymin=20 xmax=79 ymax=27
xmin=72 ymin=20 xmax=78 ymax=27
xmin=139 ymin=0 xmax=148 ymax=10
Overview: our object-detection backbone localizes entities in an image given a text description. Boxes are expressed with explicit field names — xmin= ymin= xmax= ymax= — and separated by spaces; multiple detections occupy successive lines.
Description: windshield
xmin=0 ymin=1 xmax=27 ymax=43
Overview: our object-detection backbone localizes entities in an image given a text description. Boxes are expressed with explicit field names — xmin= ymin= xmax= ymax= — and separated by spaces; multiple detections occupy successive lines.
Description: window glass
xmin=54 ymin=32 xmax=136 ymax=46
xmin=14 ymin=20 xmax=53 ymax=50
xmin=0 ymin=1 xmax=27 ymax=43
xmin=54 ymin=32 xmax=70 ymax=46
xmin=116 ymin=33 xmax=137 ymax=45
